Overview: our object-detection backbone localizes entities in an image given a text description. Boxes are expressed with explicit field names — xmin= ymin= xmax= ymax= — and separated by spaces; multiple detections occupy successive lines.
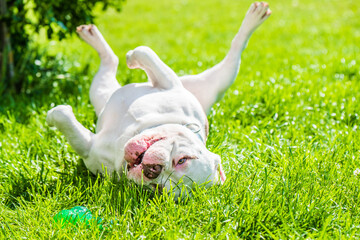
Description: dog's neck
xmin=183 ymin=122 xmax=204 ymax=142
xmin=140 ymin=122 xmax=205 ymax=143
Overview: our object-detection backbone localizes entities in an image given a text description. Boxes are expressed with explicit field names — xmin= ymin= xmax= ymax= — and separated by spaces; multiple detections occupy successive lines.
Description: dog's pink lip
xmin=128 ymin=152 xmax=145 ymax=169
xmin=125 ymin=136 xmax=165 ymax=170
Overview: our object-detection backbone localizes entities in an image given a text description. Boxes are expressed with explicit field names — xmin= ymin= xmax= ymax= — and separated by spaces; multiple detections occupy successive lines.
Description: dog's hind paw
xmin=241 ymin=2 xmax=271 ymax=34
xmin=76 ymin=24 xmax=107 ymax=52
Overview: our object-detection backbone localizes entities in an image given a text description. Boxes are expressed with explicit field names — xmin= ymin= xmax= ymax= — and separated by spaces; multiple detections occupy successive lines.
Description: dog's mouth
xmin=127 ymin=151 xmax=145 ymax=170
xmin=125 ymin=137 xmax=164 ymax=171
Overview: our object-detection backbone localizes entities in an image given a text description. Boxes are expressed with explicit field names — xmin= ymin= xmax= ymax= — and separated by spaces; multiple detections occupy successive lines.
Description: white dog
xmin=46 ymin=2 xmax=271 ymax=196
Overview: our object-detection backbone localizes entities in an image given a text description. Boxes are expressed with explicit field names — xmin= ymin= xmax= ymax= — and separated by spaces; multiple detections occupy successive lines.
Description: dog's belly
xmin=85 ymin=82 xmax=206 ymax=175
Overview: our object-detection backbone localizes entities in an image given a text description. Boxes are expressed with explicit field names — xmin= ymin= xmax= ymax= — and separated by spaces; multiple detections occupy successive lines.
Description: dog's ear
xmin=214 ymin=154 xmax=226 ymax=184
xmin=218 ymin=163 xmax=226 ymax=184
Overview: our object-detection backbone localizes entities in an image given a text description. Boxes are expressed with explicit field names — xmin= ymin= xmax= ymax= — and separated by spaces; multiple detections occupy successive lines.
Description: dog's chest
xmin=96 ymin=84 xmax=206 ymax=134
xmin=126 ymin=90 xmax=206 ymax=131
xmin=128 ymin=93 xmax=190 ymax=120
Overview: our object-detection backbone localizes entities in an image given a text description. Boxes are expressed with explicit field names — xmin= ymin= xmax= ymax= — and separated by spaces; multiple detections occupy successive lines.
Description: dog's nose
xmin=142 ymin=164 xmax=163 ymax=179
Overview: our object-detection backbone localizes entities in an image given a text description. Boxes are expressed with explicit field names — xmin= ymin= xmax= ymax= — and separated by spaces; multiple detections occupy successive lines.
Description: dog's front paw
xmin=46 ymin=105 xmax=73 ymax=127
xmin=126 ymin=46 xmax=155 ymax=69
xmin=126 ymin=50 xmax=138 ymax=69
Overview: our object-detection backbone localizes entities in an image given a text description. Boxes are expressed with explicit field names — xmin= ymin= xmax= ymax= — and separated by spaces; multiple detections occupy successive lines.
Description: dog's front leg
xmin=180 ymin=2 xmax=271 ymax=114
xmin=47 ymin=105 xmax=94 ymax=158
xmin=126 ymin=46 xmax=181 ymax=90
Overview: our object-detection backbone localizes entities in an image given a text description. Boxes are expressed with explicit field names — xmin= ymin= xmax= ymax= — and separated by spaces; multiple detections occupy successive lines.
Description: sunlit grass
xmin=1 ymin=0 xmax=360 ymax=238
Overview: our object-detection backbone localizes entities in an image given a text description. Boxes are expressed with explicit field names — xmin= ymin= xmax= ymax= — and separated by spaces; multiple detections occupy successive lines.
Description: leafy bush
xmin=0 ymin=0 xmax=125 ymax=94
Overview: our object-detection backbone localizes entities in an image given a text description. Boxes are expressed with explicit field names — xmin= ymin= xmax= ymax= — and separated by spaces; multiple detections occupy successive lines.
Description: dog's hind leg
xmin=46 ymin=105 xmax=94 ymax=158
xmin=180 ymin=2 xmax=271 ymax=114
xmin=77 ymin=25 xmax=120 ymax=116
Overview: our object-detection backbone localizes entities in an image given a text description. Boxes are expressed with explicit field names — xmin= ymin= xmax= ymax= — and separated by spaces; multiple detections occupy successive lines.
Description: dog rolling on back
xmin=46 ymin=2 xmax=271 ymax=198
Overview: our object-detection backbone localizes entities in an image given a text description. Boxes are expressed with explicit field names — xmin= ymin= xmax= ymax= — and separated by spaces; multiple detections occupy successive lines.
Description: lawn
xmin=1 ymin=0 xmax=360 ymax=238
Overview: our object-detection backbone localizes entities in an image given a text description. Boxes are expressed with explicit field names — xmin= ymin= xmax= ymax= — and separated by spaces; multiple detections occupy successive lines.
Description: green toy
xmin=53 ymin=206 xmax=104 ymax=230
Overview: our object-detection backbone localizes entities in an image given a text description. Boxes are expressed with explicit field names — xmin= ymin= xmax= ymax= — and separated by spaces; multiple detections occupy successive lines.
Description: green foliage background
xmin=1 ymin=0 xmax=360 ymax=238
xmin=1 ymin=0 xmax=124 ymax=92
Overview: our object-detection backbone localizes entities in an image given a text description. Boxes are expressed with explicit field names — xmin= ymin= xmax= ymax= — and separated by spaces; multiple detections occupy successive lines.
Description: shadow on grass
xmin=0 ymin=49 xmax=161 ymax=214
xmin=0 ymin=49 xmax=91 ymax=125
xmin=3 ymin=153 xmax=159 ymax=211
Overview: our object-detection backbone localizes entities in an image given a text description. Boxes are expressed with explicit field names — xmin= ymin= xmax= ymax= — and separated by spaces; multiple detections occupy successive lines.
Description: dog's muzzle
xmin=142 ymin=164 xmax=163 ymax=179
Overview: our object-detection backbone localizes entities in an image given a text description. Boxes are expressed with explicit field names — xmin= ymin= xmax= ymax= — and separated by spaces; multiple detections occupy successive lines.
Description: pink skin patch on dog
xmin=124 ymin=136 xmax=164 ymax=167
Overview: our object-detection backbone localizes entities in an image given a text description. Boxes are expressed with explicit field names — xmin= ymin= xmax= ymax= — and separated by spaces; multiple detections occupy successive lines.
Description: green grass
xmin=1 ymin=0 xmax=360 ymax=238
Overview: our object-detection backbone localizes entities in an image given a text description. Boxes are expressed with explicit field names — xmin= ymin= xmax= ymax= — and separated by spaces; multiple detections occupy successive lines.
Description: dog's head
xmin=124 ymin=124 xmax=226 ymax=198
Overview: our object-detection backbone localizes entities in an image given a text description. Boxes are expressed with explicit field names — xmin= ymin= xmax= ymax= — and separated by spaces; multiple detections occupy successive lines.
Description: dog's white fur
xmin=46 ymin=2 xmax=271 ymax=197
